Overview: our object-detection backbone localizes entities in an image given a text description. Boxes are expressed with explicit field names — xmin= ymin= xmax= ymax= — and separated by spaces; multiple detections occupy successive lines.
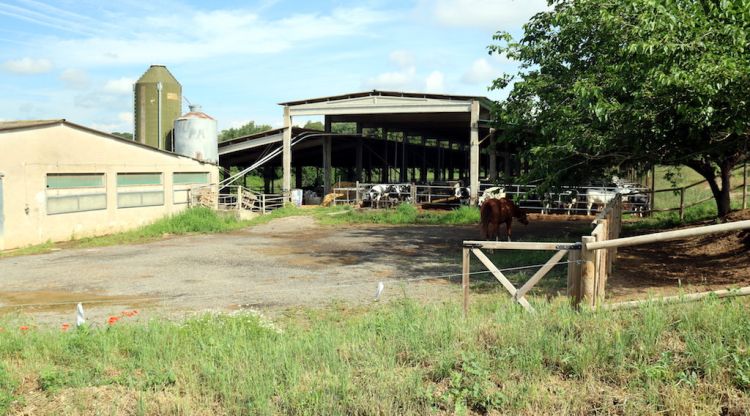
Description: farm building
xmin=219 ymin=90 xmax=521 ymax=203
xmin=0 ymin=120 xmax=219 ymax=250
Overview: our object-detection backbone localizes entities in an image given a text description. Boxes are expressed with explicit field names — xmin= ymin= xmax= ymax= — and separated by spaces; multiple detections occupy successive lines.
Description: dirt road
xmin=0 ymin=216 xmax=589 ymax=325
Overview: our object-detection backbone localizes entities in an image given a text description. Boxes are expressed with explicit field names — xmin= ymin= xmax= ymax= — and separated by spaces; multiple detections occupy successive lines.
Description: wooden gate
xmin=461 ymin=241 xmax=581 ymax=314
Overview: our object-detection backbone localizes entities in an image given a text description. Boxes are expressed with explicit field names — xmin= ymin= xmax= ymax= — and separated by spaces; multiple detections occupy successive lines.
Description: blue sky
xmin=0 ymin=0 xmax=547 ymax=133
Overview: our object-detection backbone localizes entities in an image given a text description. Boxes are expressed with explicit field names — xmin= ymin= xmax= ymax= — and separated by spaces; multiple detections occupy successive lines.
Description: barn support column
xmin=420 ymin=137 xmax=427 ymax=182
xmin=435 ymin=142 xmax=442 ymax=182
xmin=469 ymin=100 xmax=480 ymax=204
xmin=323 ymin=117 xmax=332 ymax=195
xmin=448 ymin=140 xmax=455 ymax=181
xmin=295 ymin=165 xmax=303 ymax=189
xmin=488 ymin=133 xmax=497 ymax=181
xmin=356 ymin=123 xmax=363 ymax=182
xmin=400 ymin=132 xmax=407 ymax=183
xmin=381 ymin=128 xmax=389 ymax=183
xmin=282 ymin=106 xmax=292 ymax=201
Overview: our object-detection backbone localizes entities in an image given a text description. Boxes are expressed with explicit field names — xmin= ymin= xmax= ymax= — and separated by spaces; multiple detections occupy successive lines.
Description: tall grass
xmin=1 ymin=296 xmax=749 ymax=414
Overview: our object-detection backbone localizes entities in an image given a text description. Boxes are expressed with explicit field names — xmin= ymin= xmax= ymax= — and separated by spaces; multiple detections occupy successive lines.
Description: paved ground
xmin=0 ymin=215 xmax=590 ymax=326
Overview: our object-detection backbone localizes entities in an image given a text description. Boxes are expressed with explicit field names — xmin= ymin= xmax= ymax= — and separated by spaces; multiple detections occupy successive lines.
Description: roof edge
xmin=278 ymin=89 xmax=494 ymax=109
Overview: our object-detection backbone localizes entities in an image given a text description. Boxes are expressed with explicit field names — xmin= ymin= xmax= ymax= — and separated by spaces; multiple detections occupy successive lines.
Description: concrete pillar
xmin=423 ymin=138 xmax=429 ymax=182
xmin=323 ymin=117 xmax=332 ymax=195
xmin=295 ymin=165 xmax=303 ymax=189
xmin=356 ymin=123 xmax=363 ymax=182
xmin=381 ymin=128 xmax=389 ymax=183
xmin=469 ymin=100 xmax=480 ymax=204
xmin=488 ymin=135 xmax=497 ymax=181
xmin=282 ymin=106 xmax=292 ymax=200
xmin=448 ymin=140 xmax=455 ymax=181
xmin=400 ymin=132 xmax=407 ymax=182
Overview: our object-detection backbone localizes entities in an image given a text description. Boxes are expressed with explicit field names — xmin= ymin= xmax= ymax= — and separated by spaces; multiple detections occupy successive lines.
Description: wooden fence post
xmin=410 ymin=183 xmax=417 ymax=203
xmin=462 ymin=247 xmax=470 ymax=318
xmin=567 ymin=249 xmax=581 ymax=306
xmin=236 ymin=186 xmax=242 ymax=211
xmin=261 ymin=194 xmax=266 ymax=214
xmin=743 ymin=161 xmax=747 ymax=210
xmin=679 ymin=187 xmax=685 ymax=221
xmin=581 ymin=236 xmax=597 ymax=308
xmin=595 ymin=219 xmax=609 ymax=298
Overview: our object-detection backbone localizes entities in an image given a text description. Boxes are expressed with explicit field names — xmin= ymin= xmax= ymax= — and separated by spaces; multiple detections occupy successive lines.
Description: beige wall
xmin=0 ymin=123 xmax=219 ymax=250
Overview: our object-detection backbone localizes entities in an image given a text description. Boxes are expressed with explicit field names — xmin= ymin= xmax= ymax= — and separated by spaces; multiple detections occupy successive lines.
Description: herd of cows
xmin=355 ymin=178 xmax=651 ymax=215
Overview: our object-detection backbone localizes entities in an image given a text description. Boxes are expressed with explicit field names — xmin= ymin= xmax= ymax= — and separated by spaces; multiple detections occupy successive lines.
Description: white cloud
xmin=2 ymin=57 xmax=53 ymax=74
xmin=364 ymin=66 xmax=417 ymax=91
xmin=59 ymin=69 xmax=89 ymax=89
xmin=103 ymin=77 xmax=135 ymax=95
xmin=389 ymin=50 xmax=414 ymax=68
xmin=425 ymin=0 xmax=548 ymax=30
xmin=117 ymin=112 xmax=133 ymax=124
xmin=424 ymin=71 xmax=445 ymax=92
xmin=88 ymin=122 xmax=125 ymax=133
xmin=35 ymin=7 xmax=390 ymax=67
xmin=461 ymin=58 xmax=496 ymax=84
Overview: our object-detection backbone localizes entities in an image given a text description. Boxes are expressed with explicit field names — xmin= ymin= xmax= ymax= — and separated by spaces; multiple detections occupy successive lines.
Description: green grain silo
xmin=134 ymin=65 xmax=182 ymax=151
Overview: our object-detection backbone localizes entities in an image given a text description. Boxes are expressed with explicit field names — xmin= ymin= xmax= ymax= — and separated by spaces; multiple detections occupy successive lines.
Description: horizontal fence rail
xmin=585 ymin=219 xmax=750 ymax=251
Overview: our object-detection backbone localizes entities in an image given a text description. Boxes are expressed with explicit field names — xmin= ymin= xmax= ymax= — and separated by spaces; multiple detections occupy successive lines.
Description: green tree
xmin=303 ymin=120 xmax=324 ymax=130
xmin=490 ymin=0 xmax=750 ymax=217
xmin=219 ymin=121 xmax=273 ymax=142
xmin=111 ymin=132 xmax=133 ymax=140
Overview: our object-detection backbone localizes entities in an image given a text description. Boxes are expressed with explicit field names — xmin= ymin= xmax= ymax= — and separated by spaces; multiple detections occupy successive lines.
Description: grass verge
xmin=1 ymin=296 xmax=749 ymax=414
xmin=0 ymin=207 xmax=259 ymax=258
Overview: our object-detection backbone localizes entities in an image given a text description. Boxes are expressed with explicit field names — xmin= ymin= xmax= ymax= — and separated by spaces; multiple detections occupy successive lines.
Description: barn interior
xmin=218 ymin=90 xmax=523 ymax=202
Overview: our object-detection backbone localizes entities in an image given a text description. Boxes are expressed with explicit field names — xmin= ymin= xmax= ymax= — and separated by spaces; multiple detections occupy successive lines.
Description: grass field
xmin=1 ymin=295 xmax=749 ymax=415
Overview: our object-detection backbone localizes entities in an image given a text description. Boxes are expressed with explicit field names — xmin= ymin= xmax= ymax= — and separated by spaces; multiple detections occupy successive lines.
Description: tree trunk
xmin=685 ymin=159 xmax=733 ymax=218
xmin=717 ymin=161 xmax=733 ymax=218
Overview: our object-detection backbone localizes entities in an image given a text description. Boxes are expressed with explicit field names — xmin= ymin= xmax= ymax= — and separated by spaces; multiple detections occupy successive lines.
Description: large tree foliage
xmin=491 ymin=0 xmax=750 ymax=217
xmin=219 ymin=121 xmax=273 ymax=142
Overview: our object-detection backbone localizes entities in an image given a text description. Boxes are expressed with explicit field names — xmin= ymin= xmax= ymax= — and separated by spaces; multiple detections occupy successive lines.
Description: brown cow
xmin=479 ymin=198 xmax=529 ymax=242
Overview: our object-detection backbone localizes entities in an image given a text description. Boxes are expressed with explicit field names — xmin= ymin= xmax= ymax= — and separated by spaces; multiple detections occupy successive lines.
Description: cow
xmin=454 ymin=183 xmax=471 ymax=205
xmin=478 ymin=186 xmax=506 ymax=206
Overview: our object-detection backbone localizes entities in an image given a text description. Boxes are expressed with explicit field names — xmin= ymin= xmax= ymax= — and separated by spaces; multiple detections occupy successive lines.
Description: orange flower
xmin=19 ymin=326 xmax=29 ymax=331
xmin=61 ymin=323 xmax=70 ymax=332
xmin=107 ymin=316 xmax=119 ymax=325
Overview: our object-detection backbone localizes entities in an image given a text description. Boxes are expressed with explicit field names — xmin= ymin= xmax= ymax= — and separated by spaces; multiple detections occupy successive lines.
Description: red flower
xmin=61 ymin=323 xmax=70 ymax=332
xmin=107 ymin=316 xmax=119 ymax=325
xmin=19 ymin=326 xmax=29 ymax=331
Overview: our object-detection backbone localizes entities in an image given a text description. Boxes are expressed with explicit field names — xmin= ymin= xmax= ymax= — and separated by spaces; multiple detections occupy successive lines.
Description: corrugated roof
xmin=278 ymin=89 xmax=493 ymax=108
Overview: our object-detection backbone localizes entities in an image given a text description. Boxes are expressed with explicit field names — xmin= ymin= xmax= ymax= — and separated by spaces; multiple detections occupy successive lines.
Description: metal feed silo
xmin=174 ymin=105 xmax=218 ymax=164
xmin=134 ymin=65 xmax=182 ymax=151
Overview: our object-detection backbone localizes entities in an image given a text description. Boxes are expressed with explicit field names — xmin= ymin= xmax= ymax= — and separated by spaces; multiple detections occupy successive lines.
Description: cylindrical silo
xmin=134 ymin=65 xmax=182 ymax=151
xmin=174 ymin=105 xmax=218 ymax=164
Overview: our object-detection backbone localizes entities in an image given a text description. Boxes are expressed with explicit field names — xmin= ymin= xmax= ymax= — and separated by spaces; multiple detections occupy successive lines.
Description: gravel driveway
xmin=0 ymin=215 xmax=588 ymax=325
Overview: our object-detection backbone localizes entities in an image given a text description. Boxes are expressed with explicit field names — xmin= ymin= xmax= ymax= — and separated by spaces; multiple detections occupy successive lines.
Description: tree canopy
xmin=219 ymin=121 xmax=273 ymax=142
xmin=490 ymin=0 xmax=750 ymax=216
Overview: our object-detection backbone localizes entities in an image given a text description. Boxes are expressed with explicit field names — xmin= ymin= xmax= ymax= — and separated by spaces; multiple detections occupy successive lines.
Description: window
xmin=173 ymin=172 xmax=209 ymax=185
xmin=173 ymin=172 xmax=210 ymax=205
xmin=46 ymin=173 xmax=106 ymax=214
xmin=117 ymin=173 xmax=164 ymax=208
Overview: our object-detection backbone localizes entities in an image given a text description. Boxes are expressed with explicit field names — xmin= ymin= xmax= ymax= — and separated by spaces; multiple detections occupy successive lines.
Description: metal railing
xmin=331 ymin=181 xmax=651 ymax=215
xmin=197 ymin=185 xmax=283 ymax=214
